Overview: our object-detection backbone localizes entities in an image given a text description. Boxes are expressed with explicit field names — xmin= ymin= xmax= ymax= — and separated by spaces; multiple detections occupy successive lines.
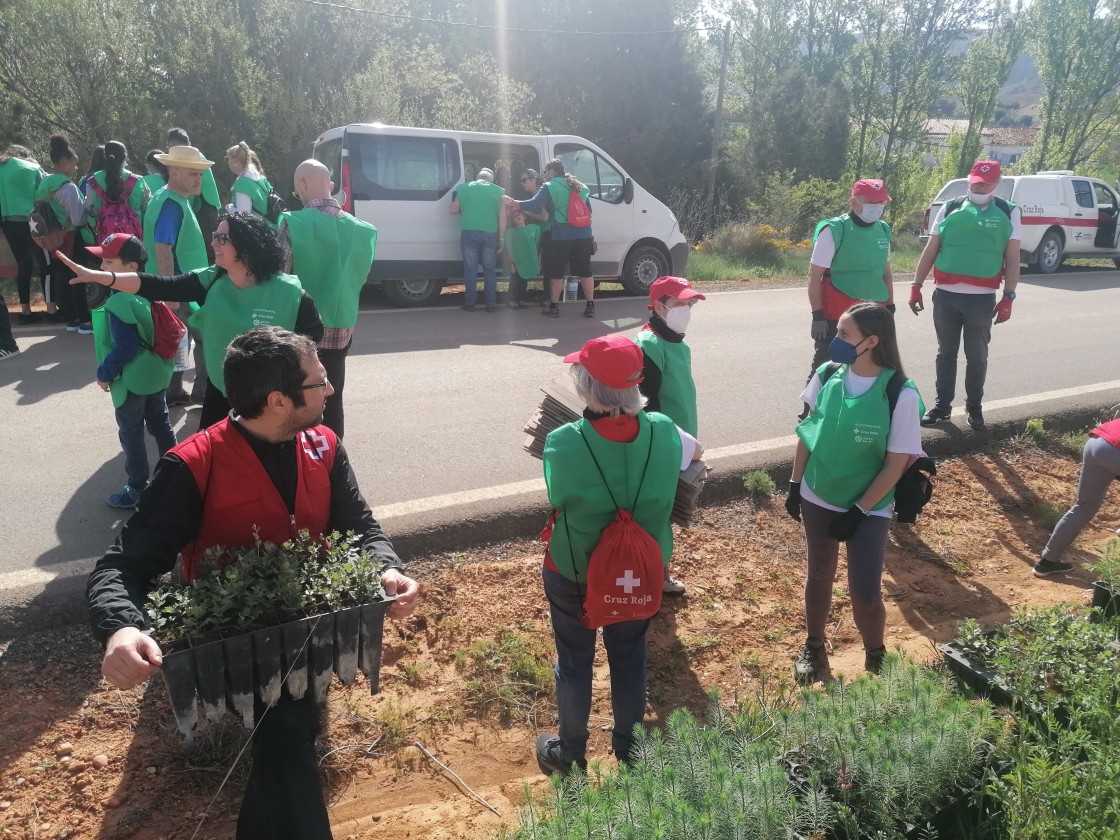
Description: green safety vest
xmin=141 ymin=173 xmax=166 ymax=195
xmin=34 ymin=173 xmax=72 ymax=227
xmin=190 ymin=267 xmax=304 ymax=394
xmin=455 ymin=180 xmax=505 ymax=233
xmin=282 ymin=209 xmax=377 ymax=329
xmin=144 ymin=187 xmax=209 ymax=275
xmin=545 ymin=178 xmax=591 ymax=226
xmin=232 ymin=174 xmax=273 ymax=217
xmin=797 ymin=365 xmax=919 ymax=510
xmin=92 ymin=292 xmax=174 ymax=408
xmin=634 ymin=328 xmax=698 ymax=437
xmin=544 ymin=412 xmax=681 ymax=582
xmin=935 ymin=200 xmax=1014 ymax=279
xmin=0 ymin=157 xmax=43 ymax=221
xmin=506 ymin=223 xmax=541 ymax=279
xmin=814 ymin=214 xmax=891 ymax=302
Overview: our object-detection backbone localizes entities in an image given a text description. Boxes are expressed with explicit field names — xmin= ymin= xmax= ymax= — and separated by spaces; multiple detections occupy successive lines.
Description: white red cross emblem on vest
xmin=301 ymin=429 xmax=329 ymax=461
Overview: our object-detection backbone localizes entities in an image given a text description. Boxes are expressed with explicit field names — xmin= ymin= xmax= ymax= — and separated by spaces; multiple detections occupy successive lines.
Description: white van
xmin=920 ymin=171 xmax=1120 ymax=274
xmin=311 ymin=124 xmax=689 ymax=306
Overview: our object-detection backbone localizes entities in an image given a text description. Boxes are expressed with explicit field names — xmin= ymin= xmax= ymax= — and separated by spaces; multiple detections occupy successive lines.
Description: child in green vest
xmin=89 ymin=234 xmax=177 ymax=510
xmin=786 ymin=303 xmax=925 ymax=684
xmin=635 ymin=275 xmax=707 ymax=595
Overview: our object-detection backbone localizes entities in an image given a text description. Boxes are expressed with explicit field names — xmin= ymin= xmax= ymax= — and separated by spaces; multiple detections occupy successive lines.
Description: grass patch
xmin=1024 ymin=417 xmax=1048 ymax=445
xmin=455 ymin=628 xmax=554 ymax=725
xmin=742 ymin=469 xmax=777 ymax=502
xmin=1032 ymin=501 xmax=1066 ymax=531
xmin=1060 ymin=431 xmax=1089 ymax=458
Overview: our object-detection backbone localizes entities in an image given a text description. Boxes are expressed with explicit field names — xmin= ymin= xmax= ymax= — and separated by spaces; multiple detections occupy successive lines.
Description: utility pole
xmin=705 ymin=20 xmax=732 ymax=232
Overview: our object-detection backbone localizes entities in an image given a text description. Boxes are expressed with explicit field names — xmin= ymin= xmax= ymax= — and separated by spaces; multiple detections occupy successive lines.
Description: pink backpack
xmin=88 ymin=173 xmax=143 ymax=243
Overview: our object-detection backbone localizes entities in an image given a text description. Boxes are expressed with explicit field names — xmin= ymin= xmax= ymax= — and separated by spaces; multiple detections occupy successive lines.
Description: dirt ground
xmin=1 ymin=437 xmax=1117 ymax=840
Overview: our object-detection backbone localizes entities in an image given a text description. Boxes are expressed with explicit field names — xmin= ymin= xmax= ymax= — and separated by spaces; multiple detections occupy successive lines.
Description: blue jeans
xmin=542 ymin=566 xmax=650 ymax=764
xmin=115 ymin=390 xmax=177 ymax=489
xmin=461 ymin=230 xmax=499 ymax=307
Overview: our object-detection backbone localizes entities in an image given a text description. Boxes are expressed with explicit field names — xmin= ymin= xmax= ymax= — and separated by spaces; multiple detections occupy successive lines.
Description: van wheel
xmin=381 ymin=278 xmax=443 ymax=307
xmin=85 ymin=283 xmax=109 ymax=310
xmin=1036 ymin=230 xmax=1064 ymax=274
xmin=621 ymin=245 xmax=669 ymax=295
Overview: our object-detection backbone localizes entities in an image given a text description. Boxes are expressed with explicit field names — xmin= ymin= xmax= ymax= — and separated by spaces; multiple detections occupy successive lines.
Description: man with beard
xmin=87 ymin=326 xmax=419 ymax=840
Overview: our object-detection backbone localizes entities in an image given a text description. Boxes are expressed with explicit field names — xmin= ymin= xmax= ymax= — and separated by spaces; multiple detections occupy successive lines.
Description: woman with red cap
xmin=536 ymin=334 xmax=701 ymax=777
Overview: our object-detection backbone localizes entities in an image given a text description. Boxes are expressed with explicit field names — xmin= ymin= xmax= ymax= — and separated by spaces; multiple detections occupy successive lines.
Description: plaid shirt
xmin=278 ymin=198 xmax=353 ymax=351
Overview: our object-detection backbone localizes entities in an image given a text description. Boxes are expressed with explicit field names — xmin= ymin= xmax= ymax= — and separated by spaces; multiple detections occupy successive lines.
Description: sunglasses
xmin=211 ymin=232 xmax=231 ymax=245
xmin=297 ymin=376 xmax=331 ymax=391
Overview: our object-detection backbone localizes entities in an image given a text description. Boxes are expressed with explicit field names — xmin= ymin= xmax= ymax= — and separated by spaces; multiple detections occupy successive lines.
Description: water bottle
xmin=564 ymin=277 xmax=578 ymax=303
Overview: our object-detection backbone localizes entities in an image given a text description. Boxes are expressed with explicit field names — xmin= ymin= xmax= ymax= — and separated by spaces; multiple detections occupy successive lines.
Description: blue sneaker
xmin=107 ymin=486 xmax=142 ymax=510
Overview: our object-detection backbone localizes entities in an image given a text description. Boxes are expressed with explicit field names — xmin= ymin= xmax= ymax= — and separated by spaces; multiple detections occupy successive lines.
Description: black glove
xmin=885 ymin=303 xmax=897 ymax=315
xmin=827 ymin=505 xmax=868 ymax=541
xmin=785 ymin=481 xmax=802 ymax=522
xmin=810 ymin=309 xmax=829 ymax=342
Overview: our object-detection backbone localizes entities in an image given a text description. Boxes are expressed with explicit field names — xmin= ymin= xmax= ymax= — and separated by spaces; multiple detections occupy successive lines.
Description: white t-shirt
xmin=677 ymin=427 xmax=698 ymax=470
xmin=798 ymin=368 xmax=925 ymax=517
xmin=929 ymin=199 xmax=1022 ymax=294
xmin=231 ymin=166 xmax=262 ymax=214
xmin=809 ymin=225 xmax=891 ymax=269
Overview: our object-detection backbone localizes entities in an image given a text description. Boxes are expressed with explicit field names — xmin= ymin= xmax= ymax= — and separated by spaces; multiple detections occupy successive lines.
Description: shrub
xmin=1086 ymin=538 xmax=1120 ymax=590
xmin=455 ymin=628 xmax=553 ymax=724
xmin=1059 ymin=430 xmax=1089 ymax=458
xmin=704 ymin=221 xmax=785 ymax=266
xmin=1024 ymin=417 xmax=1047 ymax=444
xmin=743 ymin=469 xmax=777 ymax=502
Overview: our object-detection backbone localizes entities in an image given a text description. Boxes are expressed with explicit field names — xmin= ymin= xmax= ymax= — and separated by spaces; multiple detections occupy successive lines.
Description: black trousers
xmin=2 ymin=220 xmax=48 ymax=306
xmin=318 ymin=341 xmax=350 ymax=439
xmin=198 ymin=379 xmax=231 ymax=431
xmin=50 ymin=233 xmax=91 ymax=322
xmin=237 ymin=693 xmax=332 ymax=840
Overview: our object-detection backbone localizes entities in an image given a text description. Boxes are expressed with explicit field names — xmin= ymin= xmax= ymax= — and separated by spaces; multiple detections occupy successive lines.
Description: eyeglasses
xmin=212 ymin=232 xmax=230 ymax=245
xmin=297 ymin=377 xmax=330 ymax=391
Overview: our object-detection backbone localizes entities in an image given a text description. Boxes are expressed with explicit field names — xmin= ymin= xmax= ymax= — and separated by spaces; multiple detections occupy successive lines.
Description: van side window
xmin=349 ymin=136 xmax=461 ymax=200
xmin=555 ymin=144 xmax=625 ymax=204
xmin=313 ymin=138 xmax=342 ymax=182
xmin=1072 ymin=180 xmax=1095 ymax=209
xmin=1093 ymin=183 xmax=1117 ymax=212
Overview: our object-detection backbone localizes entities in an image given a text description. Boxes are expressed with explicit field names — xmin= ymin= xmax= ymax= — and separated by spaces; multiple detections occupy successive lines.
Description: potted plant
xmin=1086 ymin=538 xmax=1120 ymax=618
xmin=145 ymin=530 xmax=394 ymax=744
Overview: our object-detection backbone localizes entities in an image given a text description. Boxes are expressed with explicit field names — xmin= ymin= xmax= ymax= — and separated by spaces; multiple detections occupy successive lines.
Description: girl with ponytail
xmin=225 ymin=141 xmax=276 ymax=225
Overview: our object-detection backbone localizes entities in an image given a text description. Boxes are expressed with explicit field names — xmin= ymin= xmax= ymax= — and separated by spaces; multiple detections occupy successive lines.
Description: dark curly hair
xmin=221 ymin=211 xmax=283 ymax=282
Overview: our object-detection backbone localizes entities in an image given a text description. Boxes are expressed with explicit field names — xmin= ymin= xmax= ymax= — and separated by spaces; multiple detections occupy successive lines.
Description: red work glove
xmin=909 ymin=284 xmax=924 ymax=314
xmin=993 ymin=296 xmax=1013 ymax=324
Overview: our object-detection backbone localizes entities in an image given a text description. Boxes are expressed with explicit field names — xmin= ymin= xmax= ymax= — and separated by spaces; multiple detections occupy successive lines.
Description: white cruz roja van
xmin=310 ymin=124 xmax=690 ymax=306
xmin=920 ymin=171 xmax=1120 ymax=273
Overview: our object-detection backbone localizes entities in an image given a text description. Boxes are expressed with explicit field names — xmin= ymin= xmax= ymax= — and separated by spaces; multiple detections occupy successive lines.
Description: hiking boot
xmin=663 ymin=575 xmax=686 ymax=595
xmin=18 ymin=312 xmax=41 ymax=325
xmin=1033 ymin=558 xmax=1073 ymax=578
xmin=485 ymin=304 xmax=497 ymax=313
xmin=77 ymin=322 xmax=93 ymax=335
xmin=966 ymin=407 xmax=985 ymax=430
xmin=865 ymin=646 xmax=887 ymax=675
xmin=107 ymin=485 xmax=142 ymax=510
xmin=166 ymin=391 xmax=191 ymax=407
xmin=66 ymin=321 xmax=82 ymax=332
xmin=461 ymin=304 xmax=476 ymax=312
xmin=583 ymin=301 xmax=596 ymax=319
xmin=542 ymin=303 xmax=560 ymax=318
xmin=0 ymin=347 xmax=20 ymax=362
xmin=535 ymin=733 xmax=586 ymax=778
xmin=921 ymin=407 xmax=952 ymax=426
xmin=794 ymin=640 xmax=829 ymax=685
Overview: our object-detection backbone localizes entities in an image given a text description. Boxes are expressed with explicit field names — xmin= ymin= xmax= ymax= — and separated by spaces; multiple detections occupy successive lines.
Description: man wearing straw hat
xmin=146 ymin=144 xmax=214 ymax=404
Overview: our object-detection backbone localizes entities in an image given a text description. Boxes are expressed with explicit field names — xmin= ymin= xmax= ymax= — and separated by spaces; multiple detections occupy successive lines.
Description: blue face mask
xmin=828 ymin=336 xmax=866 ymax=365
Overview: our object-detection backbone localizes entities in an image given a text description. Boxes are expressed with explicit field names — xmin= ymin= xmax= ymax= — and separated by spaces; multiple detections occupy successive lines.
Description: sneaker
xmin=864 ymin=646 xmax=887 ymax=675
xmin=106 ymin=486 xmax=142 ymax=510
xmin=794 ymin=640 xmax=829 ymax=685
xmin=66 ymin=321 xmax=81 ymax=332
xmin=966 ymin=407 xmax=985 ymax=430
xmin=921 ymin=407 xmax=952 ymax=426
xmin=1033 ymin=558 xmax=1074 ymax=578
xmin=663 ymin=575 xmax=686 ymax=595
xmin=535 ymin=733 xmax=586 ymax=778
xmin=166 ymin=391 xmax=191 ymax=407
xmin=462 ymin=304 xmax=476 ymax=312
xmin=0 ymin=347 xmax=20 ymax=362
xmin=77 ymin=322 xmax=94 ymax=335
xmin=583 ymin=301 xmax=596 ymax=319
xmin=542 ymin=304 xmax=560 ymax=318
xmin=17 ymin=312 xmax=41 ymax=325
xmin=47 ymin=311 xmax=70 ymax=324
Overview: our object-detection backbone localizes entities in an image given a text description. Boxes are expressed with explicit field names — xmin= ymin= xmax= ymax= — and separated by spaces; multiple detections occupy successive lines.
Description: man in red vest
xmin=87 ymin=326 xmax=419 ymax=840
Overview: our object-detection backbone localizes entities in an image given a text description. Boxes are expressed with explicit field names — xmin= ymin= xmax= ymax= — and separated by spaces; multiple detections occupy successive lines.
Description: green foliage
xmin=1059 ymin=431 xmax=1089 ymax=458
xmin=1086 ymin=538 xmax=1120 ymax=590
xmin=455 ymin=628 xmax=554 ymax=724
xmin=1023 ymin=417 xmax=1047 ymax=444
xmin=703 ymin=222 xmax=785 ymax=267
xmin=742 ymin=470 xmax=777 ymax=502
xmin=144 ymin=530 xmax=387 ymax=642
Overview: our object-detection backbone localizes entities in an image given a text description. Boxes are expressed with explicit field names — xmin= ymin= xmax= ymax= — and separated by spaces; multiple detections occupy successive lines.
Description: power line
xmin=304 ymin=0 xmax=721 ymax=36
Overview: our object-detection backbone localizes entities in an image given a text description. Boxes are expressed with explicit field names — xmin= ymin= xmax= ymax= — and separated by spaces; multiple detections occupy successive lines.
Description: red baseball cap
xmin=851 ymin=179 xmax=891 ymax=202
xmin=648 ymin=276 xmax=706 ymax=310
xmin=969 ymin=160 xmax=1001 ymax=185
xmin=563 ymin=335 xmax=645 ymax=389
xmin=86 ymin=233 xmax=148 ymax=265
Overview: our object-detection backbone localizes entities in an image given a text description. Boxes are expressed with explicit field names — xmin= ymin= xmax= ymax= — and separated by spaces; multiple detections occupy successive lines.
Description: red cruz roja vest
xmin=1091 ymin=418 xmax=1120 ymax=449
xmin=171 ymin=417 xmax=337 ymax=581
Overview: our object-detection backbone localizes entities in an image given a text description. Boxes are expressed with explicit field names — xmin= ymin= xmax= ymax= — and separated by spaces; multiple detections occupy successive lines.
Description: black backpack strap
xmin=821 ymin=362 xmax=842 ymax=385
xmin=944 ymin=196 xmax=964 ymax=216
xmin=885 ymin=371 xmax=907 ymax=419
xmin=992 ymin=196 xmax=1012 ymax=219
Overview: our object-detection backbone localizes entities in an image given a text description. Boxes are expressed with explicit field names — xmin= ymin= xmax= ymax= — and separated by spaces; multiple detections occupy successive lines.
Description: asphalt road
xmin=2 ymin=268 xmax=1118 ymax=634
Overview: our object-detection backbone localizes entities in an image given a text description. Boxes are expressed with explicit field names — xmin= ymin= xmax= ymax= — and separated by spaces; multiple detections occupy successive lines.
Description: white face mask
xmin=664 ymin=305 xmax=692 ymax=335
xmin=855 ymin=202 xmax=886 ymax=223
xmin=968 ymin=189 xmax=994 ymax=205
